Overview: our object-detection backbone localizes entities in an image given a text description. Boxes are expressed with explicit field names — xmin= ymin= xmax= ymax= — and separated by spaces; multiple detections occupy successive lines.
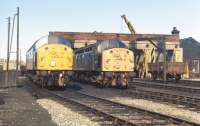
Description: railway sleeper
xmin=138 ymin=91 xmax=200 ymax=109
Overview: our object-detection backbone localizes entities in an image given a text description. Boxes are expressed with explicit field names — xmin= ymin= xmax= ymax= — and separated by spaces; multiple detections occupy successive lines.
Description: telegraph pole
xmin=16 ymin=7 xmax=19 ymax=70
xmin=6 ymin=17 xmax=11 ymax=71
xmin=20 ymin=49 xmax=21 ymax=67
xmin=10 ymin=14 xmax=17 ymax=53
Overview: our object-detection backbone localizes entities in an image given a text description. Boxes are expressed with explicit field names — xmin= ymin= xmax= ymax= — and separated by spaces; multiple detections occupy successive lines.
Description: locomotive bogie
xmin=73 ymin=71 xmax=130 ymax=88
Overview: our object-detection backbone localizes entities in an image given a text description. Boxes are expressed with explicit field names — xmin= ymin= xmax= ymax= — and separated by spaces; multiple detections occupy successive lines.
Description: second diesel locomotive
xmin=26 ymin=35 xmax=73 ymax=87
xmin=73 ymin=40 xmax=134 ymax=87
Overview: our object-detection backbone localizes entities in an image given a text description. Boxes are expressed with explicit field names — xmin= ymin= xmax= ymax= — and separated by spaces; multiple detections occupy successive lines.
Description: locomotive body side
xmin=74 ymin=46 xmax=96 ymax=71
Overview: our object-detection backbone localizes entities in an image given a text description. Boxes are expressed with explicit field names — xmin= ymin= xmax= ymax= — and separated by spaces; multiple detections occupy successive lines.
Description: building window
xmin=193 ymin=60 xmax=199 ymax=73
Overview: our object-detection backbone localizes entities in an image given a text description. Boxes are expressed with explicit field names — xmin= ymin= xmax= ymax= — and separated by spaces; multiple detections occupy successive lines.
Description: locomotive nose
xmin=50 ymin=60 xmax=56 ymax=67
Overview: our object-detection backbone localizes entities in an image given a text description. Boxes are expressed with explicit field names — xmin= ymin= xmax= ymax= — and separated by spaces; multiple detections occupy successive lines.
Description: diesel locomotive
xmin=26 ymin=35 xmax=73 ymax=87
xmin=73 ymin=40 xmax=134 ymax=88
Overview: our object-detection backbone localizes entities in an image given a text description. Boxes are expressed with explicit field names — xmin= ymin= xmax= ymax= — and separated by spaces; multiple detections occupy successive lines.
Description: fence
xmin=0 ymin=70 xmax=19 ymax=88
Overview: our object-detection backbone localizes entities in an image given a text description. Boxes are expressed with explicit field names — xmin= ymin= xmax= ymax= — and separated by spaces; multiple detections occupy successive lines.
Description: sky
xmin=0 ymin=0 xmax=200 ymax=61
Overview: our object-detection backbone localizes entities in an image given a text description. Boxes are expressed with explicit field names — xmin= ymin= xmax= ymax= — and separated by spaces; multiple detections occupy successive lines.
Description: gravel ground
xmin=0 ymin=87 xmax=56 ymax=126
xmin=73 ymin=82 xmax=200 ymax=124
xmin=24 ymin=77 xmax=104 ymax=126
xmin=37 ymin=98 xmax=100 ymax=126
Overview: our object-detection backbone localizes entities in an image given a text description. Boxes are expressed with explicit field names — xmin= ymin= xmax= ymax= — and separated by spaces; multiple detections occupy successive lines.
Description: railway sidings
xmin=2 ymin=3 xmax=199 ymax=126
xmin=131 ymin=79 xmax=200 ymax=94
xmin=30 ymin=82 xmax=199 ymax=126
xmin=128 ymin=79 xmax=200 ymax=111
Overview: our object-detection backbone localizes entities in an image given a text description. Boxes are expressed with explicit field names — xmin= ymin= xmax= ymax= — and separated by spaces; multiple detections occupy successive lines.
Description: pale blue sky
xmin=0 ymin=0 xmax=200 ymax=60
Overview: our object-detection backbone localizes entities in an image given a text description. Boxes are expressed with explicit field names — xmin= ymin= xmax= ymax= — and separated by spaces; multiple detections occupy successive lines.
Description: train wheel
xmin=42 ymin=76 xmax=48 ymax=88
xmin=152 ymin=72 xmax=157 ymax=80
xmin=89 ymin=76 xmax=96 ymax=83
xmin=96 ymin=80 xmax=104 ymax=88
xmin=58 ymin=76 xmax=64 ymax=86
xmin=111 ymin=73 xmax=117 ymax=87
xmin=47 ymin=77 xmax=53 ymax=87
xmin=103 ymin=76 xmax=110 ymax=87
xmin=107 ymin=78 xmax=112 ymax=87
xmin=80 ymin=74 xmax=85 ymax=82
xmin=120 ymin=73 xmax=128 ymax=88
xmin=122 ymin=78 xmax=128 ymax=88
xmin=42 ymin=78 xmax=46 ymax=88
xmin=37 ymin=78 xmax=43 ymax=88
xmin=100 ymin=82 xmax=105 ymax=88
xmin=175 ymin=74 xmax=181 ymax=82
xmin=111 ymin=78 xmax=117 ymax=87
xmin=76 ymin=73 xmax=81 ymax=82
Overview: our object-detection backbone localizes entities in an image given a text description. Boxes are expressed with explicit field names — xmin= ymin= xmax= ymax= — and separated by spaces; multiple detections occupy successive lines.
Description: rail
xmin=47 ymin=88 xmax=199 ymax=126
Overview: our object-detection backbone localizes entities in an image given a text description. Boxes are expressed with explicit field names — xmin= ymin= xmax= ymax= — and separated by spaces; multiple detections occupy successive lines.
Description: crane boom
xmin=121 ymin=14 xmax=136 ymax=34
xmin=121 ymin=14 xmax=157 ymax=79
xmin=121 ymin=14 xmax=159 ymax=49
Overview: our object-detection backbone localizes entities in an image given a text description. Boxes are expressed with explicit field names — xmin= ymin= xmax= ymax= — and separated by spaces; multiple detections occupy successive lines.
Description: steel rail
xmin=47 ymin=89 xmax=199 ymax=126
xmin=131 ymin=80 xmax=200 ymax=94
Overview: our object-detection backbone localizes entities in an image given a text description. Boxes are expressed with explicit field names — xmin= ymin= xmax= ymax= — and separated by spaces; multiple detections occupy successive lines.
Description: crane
xmin=121 ymin=14 xmax=160 ymax=49
xmin=121 ymin=14 xmax=136 ymax=35
xmin=121 ymin=14 xmax=156 ymax=78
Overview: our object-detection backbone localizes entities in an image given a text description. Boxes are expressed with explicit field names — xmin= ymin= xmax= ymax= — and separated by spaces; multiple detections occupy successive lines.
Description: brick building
xmin=0 ymin=59 xmax=16 ymax=70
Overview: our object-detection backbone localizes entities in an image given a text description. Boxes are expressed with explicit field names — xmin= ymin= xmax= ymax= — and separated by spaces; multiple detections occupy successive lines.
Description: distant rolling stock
xmin=148 ymin=48 xmax=187 ymax=81
xmin=148 ymin=62 xmax=187 ymax=81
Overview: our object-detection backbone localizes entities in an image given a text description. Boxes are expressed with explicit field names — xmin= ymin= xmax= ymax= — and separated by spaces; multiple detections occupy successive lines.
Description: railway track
xmin=131 ymin=80 xmax=200 ymax=94
xmin=132 ymin=79 xmax=200 ymax=87
xmin=73 ymin=80 xmax=200 ymax=112
xmin=179 ymin=80 xmax=200 ymax=87
xmin=128 ymin=88 xmax=200 ymax=109
xmin=39 ymin=87 xmax=199 ymax=126
xmin=126 ymin=81 xmax=200 ymax=112
xmin=24 ymin=77 xmax=200 ymax=126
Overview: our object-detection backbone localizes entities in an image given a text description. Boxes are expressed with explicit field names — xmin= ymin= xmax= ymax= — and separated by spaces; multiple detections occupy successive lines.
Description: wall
xmin=0 ymin=70 xmax=18 ymax=88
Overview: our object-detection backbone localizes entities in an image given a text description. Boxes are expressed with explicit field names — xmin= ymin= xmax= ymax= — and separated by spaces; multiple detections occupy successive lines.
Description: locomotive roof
xmin=96 ymin=39 xmax=126 ymax=48
xmin=27 ymin=35 xmax=72 ymax=53
xmin=75 ymin=40 xmax=126 ymax=54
